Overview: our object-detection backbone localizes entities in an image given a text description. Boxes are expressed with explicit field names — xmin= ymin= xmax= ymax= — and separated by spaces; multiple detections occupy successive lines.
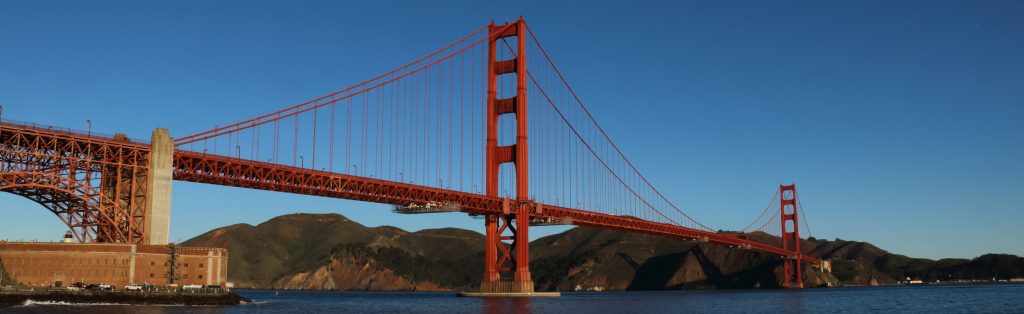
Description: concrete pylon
xmin=144 ymin=128 xmax=173 ymax=245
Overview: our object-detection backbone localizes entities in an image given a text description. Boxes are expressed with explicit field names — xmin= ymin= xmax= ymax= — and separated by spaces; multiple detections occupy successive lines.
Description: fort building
xmin=0 ymin=241 xmax=226 ymax=288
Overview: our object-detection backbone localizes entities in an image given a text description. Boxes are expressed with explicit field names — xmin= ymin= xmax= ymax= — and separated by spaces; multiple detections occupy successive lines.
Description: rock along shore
xmin=0 ymin=290 xmax=250 ymax=307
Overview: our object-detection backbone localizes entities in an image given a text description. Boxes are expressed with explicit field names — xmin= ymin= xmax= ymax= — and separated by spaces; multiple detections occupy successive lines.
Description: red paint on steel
xmin=3 ymin=121 xmax=821 ymax=267
xmin=0 ymin=122 xmax=150 ymax=244
xmin=171 ymin=147 xmax=819 ymax=265
xmin=780 ymin=184 xmax=804 ymax=288
xmin=482 ymin=20 xmax=534 ymax=292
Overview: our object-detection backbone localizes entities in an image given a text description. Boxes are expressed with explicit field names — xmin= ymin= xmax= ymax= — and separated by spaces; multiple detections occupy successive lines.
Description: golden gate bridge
xmin=0 ymin=18 xmax=822 ymax=293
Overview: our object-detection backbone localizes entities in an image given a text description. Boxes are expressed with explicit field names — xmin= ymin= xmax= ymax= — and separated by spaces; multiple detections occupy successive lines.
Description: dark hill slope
xmin=183 ymin=213 xmax=1023 ymax=291
xmin=529 ymin=227 xmax=836 ymax=290
xmin=182 ymin=213 xmax=482 ymax=290
xmin=803 ymin=237 xmax=1024 ymax=284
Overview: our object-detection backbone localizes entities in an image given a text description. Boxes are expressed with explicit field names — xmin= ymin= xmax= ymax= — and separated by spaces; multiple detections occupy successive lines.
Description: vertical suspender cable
xmin=330 ymin=102 xmax=335 ymax=172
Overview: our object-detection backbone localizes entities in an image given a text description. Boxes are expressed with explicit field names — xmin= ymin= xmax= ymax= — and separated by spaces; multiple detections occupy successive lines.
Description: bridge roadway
xmin=0 ymin=121 xmax=819 ymax=265
xmin=175 ymin=146 xmax=820 ymax=264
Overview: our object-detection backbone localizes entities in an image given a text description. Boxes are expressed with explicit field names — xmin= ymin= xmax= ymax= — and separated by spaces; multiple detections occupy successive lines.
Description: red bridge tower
xmin=481 ymin=18 xmax=534 ymax=294
xmin=780 ymin=184 xmax=804 ymax=288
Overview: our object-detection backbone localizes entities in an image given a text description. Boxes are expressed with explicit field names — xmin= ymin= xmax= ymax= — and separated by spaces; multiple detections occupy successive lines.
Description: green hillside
xmin=182 ymin=213 xmax=1023 ymax=291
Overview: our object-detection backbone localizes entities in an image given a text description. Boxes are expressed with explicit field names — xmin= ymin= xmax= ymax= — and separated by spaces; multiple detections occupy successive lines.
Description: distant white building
xmin=61 ymin=231 xmax=75 ymax=243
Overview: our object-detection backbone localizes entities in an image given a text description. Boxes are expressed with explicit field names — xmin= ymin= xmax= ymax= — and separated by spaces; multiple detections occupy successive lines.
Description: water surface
xmin=4 ymin=284 xmax=1022 ymax=313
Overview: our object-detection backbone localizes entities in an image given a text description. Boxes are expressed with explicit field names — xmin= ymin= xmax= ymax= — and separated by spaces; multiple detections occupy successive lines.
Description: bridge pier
xmin=479 ymin=200 xmax=536 ymax=294
xmin=144 ymin=128 xmax=173 ymax=245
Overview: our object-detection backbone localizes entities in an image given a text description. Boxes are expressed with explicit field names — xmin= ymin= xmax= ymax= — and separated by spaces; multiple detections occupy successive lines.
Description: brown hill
xmin=181 ymin=213 xmax=483 ymax=290
xmin=183 ymin=213 xmax=1023 ymax=291
xmin=529 ymin=227 xmax=837 ymax=290
xmin=804 ymin=238 xmax=1024 ymax=284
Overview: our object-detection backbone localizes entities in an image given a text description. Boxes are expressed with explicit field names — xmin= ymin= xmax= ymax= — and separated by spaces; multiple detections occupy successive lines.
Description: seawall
xmin=0 ymin=290 xmax=248 ymax=307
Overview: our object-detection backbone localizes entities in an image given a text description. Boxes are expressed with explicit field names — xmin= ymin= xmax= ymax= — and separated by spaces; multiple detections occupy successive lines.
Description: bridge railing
xmin=0 ymin=118 xmax=150 ymax=146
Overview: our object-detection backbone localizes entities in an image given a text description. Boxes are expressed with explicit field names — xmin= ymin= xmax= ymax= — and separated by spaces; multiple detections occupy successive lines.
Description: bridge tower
xmin=481 ymin=18 xmax=534 ymax=294
xmin=779 ymin=184 xmax=803 ymax=288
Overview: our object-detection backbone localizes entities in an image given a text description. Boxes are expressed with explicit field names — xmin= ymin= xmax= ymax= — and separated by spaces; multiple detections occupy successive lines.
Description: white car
xmin=182 ymin=284 xmax=203 ymax=290
xmin=125 ymin=284 xmax=144 ymax=291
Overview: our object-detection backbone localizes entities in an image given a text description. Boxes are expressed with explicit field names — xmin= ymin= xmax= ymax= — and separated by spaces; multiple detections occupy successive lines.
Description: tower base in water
xmin=456 ymin=291 xmax=560 ymax=298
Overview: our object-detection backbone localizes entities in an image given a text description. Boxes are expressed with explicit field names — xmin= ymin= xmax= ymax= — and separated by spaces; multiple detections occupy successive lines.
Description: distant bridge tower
xmin=481 ymin=18 xmax=534 ymax=294
xmin=779 ymin=184 xmax=803 ymax=288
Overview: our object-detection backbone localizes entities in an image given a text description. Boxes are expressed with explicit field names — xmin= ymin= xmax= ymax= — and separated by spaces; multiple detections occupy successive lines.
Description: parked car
xmin=66 ymin=282 xmax=86 ymax=291
xmin=182 ymin=284 xmax=203 ymax=290
xmin=125 ymin=284 xmax=144 ymax=291
xmin=86 ymin=283 xmax=114 ymax=291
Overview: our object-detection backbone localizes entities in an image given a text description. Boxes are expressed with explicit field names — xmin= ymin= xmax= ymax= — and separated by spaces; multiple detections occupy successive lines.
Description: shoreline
xmin=235 ymin=281 xmax=1024 ymax=294
xmin=0 ymin=290 xmax=249 ymax=308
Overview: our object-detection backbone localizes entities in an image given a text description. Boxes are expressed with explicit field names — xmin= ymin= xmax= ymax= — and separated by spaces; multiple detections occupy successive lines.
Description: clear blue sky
xmin=1 ymin=1 xmax=1021 ymax=259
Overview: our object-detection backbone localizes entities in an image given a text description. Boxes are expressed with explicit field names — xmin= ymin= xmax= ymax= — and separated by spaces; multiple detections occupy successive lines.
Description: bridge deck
xmin=172 ymin=149 xmax=820 ymax=265
xmin=1 ymin=121 xmax=819 ymax=265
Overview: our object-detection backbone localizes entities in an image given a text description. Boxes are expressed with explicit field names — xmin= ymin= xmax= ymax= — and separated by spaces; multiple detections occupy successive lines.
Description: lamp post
xmin=299 ymin=156 xmax=304 ymax=169
xmin=84 ymin=119 xmax=92 ymax=157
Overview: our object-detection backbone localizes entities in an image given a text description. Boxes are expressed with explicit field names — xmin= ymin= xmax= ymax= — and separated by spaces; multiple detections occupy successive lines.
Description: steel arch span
xmin=1 ymin=171 xmax=117 ymax=243
xmin=0 ymin=122 xmax=156 ymax=244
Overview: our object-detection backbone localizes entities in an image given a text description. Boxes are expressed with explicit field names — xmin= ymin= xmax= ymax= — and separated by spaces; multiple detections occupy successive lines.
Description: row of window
xmin=9 ymin=268 xmax=129 ymax=278
xmin=10 ymin=267 xmax=211 ymax=280
xmin=2 ymin=256 xmax=129 ymax=266
xmin=148 ymin=273 xmax=204 ymax=279
xmin=148 ymin=261 xmax=205 ymax=268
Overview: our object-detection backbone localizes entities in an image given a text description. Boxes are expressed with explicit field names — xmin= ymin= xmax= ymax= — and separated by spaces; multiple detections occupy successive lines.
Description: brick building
xmin=0 ymin=242 xmax=227 ymax=288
